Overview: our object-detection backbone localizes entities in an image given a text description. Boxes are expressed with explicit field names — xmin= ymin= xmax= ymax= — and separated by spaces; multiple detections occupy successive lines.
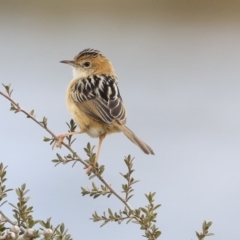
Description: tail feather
xmin=115 ymin=124 xmax=154 ymax=155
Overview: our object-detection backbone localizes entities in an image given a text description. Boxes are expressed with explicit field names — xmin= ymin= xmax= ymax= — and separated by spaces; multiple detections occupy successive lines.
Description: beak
xmin=60 ymin=60 xmax=78 ymax=67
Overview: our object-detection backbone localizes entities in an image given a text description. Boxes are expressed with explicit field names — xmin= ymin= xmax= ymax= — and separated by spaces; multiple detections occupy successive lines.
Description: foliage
xmin=0 ymin=162 xmax=71 ymax=240
xmin=0 ymin=84 xmax=214 ymax=239
xmin=196 ymin=221 xmax=214 ymax=240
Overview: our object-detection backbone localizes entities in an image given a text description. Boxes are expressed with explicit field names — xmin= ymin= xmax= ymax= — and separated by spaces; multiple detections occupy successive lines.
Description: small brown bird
xmin=55 ymin=49 xmax=154 ymax=173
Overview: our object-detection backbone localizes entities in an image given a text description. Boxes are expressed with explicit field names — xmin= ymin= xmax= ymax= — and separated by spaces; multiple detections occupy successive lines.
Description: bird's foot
xmin=86 ymin=165 xmax=93 ymax=175
xmin=52 ymin=134 xmax=66 ymax=149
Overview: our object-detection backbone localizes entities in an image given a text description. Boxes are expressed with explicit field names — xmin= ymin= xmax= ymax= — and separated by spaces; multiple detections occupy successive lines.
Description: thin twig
xmin=97 ymin=174 xmax=132 ymax=210
xmin=0 ymin=88 xmax=160 ymax=239
xmin=0 ymin=209 xmax=15 ymax=225
xmin=0 ymin=89 xmax=133 ymax=211
xmin=0 ymin=90 xmax=87 ymax=167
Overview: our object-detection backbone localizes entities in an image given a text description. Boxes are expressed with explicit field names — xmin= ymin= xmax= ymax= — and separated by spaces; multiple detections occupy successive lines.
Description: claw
xmin=52 ymin=135 xmax=65 ymax=149
xmin=86 ymin=165 xmax=93 ymax=175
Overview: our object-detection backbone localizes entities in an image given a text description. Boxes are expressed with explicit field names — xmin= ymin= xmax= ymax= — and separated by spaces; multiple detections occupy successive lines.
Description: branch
xmin=0 ymin=89 xmax=86 ymax=168
xmin=1 ymin=85 xmax=161 ymax=239
xmin=0 ymin=209 xmax=15 ymax=226
xmin=0 ymin=86 xmax=133 ymax=212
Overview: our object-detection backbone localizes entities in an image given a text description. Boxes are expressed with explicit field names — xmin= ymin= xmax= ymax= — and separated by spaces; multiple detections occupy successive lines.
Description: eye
xmin=83 ymin=61 xmax=91 ymax=68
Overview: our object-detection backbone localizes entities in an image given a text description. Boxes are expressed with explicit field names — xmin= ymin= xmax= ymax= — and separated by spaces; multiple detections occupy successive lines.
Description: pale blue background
xmin=0 ymin=1 xmax=240 ymax=239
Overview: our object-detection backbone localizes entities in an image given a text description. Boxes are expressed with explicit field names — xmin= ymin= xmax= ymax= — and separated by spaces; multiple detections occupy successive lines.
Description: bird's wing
xmin=71 ymin=74 xmax=127 ymax=124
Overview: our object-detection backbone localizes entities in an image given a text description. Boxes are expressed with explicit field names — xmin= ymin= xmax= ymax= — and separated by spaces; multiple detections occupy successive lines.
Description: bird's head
xmin=60 ymin=48 xmax=115 ymax=79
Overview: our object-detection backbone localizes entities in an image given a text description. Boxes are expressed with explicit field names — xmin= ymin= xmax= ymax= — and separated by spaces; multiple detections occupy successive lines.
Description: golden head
xmin=60 ymin=48 xmax=115 ymax=79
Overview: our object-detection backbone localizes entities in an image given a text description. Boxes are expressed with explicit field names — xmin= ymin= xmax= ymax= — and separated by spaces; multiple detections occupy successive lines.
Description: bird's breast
xmin=66 ymin=78 xmax=120 ymax=138
xmin=66 ymin=80 xmax=104 ymax=138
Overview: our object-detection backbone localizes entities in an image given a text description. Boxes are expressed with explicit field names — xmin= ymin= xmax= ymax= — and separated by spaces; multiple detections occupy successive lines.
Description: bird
xmin=55 ymin=48 xmax=154 ymax=174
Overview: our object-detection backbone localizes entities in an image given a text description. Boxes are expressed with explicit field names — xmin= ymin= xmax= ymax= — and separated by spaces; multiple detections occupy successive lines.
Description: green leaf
xmin=60 ymin=223 xmax=65 ymax=233
xmin=126 ymin=218 xmax=132 ymax=224
xmin=154 ymin=231 xmax=161 ymax=238
xmin=108 ymin=208 xmax=113 ymax=217
xmin=92 ymin=182 xmax=98 ymax=191
xmin=140 ymin=208 xmax=148 ymax=214
xmin=22 ymin=183 xmax=26 ymax=191
xmin=207 ymin=221 xmax=212 ymax=227
xmin=43 ymin=137 xmax=51 ymax=142
xmin=27 ymin=110 xmax=35 ymax=118
xmin=202 ymin=221 xmax=206 ymax=231
xmin=153 ymin=204 xmax=161 ymax=210
xmin=100 ymin=220 xmax=110 ymax=227
xmin=0 ymin=200 xmax=7 ymax=207
xmin=93 ymin=194 xmax=101 ymax=199
xmin=205 ymin=233 xmax=214 ymax=236
xmin=89 ymin=174 xmax=96 ymax=180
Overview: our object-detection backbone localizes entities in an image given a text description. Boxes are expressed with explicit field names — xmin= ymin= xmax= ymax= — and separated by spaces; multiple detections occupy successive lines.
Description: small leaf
xmin=93 ymin=194 xmax=100 ymax=199
xmin=100 ymin=220 xmax=110 ymax=227
xmin=89 ymin=174 xmax=96 ymax=180
xmin=207 ymin=221 xmax=212 ymax=227
xmin=140 ymin=207 xmax=148 ymax=214
xmin=43 ymin=137 xmax=51 ymax=142
xmin=153 ymin=204 xmax=161 ymax=210
xmin=205 ymin=233 xmax=214 ymax=236
xmin=154 ymin=231 xmax=161 ymax=238
xmin=108 ymin=208 xmax=113 ymax=217
xmin=126 ymin=218 xmax=133 ymax=224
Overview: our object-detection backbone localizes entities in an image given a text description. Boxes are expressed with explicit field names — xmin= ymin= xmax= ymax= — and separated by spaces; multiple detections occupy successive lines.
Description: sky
xmin=0 ymin=0 xmax=240 ymax=239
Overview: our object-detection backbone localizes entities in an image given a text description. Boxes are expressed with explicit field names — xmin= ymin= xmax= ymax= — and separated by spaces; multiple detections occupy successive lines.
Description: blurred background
xmin=0 ymin=0 xmax=240 ymax=239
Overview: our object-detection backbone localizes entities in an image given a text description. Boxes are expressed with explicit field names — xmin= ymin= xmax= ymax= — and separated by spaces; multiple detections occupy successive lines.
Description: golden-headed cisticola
xmin=55 ymin=49 xmax=154 ymax=173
